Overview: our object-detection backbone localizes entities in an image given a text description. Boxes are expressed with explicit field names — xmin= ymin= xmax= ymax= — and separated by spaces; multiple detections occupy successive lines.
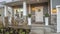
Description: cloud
xmin=0 ymin=0 xmax=12 ymax=2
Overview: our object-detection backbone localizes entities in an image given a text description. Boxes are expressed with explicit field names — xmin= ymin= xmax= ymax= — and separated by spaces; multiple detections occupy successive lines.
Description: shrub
xmin=45 ymin=13 xmax=49 ymax=17
xmin=28 ymin=14 xmax=31 ymax=18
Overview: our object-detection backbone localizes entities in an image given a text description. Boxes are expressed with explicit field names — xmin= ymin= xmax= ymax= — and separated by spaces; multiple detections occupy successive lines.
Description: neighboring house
xmin=0 ymin=0 xmax=60 ymax=34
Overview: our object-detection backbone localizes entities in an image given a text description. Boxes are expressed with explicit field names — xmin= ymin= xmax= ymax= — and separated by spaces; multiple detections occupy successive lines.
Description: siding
xmin=0 ymin=8 xmax=4 ymax=21
xmin=52 ymin=0 xmax=60 ymax=8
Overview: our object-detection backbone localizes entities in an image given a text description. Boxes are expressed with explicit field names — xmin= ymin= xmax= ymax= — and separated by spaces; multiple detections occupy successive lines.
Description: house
xmin=3 ymin=0 xmax=50 ymax=25
xmin=0 ymin=0 xmax=60 ymax=34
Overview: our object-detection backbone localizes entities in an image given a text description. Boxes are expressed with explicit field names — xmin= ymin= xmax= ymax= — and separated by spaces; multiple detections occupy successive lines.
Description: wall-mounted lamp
xmin=32 ymin=8 xmax=35 ymax=11
xmin=52 ymin=8 xmax=57 ymax=14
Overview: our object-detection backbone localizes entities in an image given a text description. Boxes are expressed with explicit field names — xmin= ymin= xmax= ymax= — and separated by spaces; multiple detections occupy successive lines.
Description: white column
xmin=4 ymin=6 xmax=8 ymax=17
xmin=50 ymin=0 xmax=52 ymax=14
xmin=23 ymin=1 xmax=27 ymax=16
xmin=3 ymin=6 xmax=8 ymax=26
xmin=23 ymin=1 xmax=28 ymax=25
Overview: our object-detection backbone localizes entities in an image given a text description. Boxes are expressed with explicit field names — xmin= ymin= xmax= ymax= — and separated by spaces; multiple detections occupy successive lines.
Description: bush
xmin=45 ymin=13 xmax=49 ymax=17
xmin=22 ymin=32 xmax=25 ymax=34
xmin=28 ymin=14 xmax=31 ymax=17
xmin=5 ymin=31 xmax=9 ymax=34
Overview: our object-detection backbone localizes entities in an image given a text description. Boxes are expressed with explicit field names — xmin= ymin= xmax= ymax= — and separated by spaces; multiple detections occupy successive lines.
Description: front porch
xmin=3 ymin=0 xmax=50 ymax=26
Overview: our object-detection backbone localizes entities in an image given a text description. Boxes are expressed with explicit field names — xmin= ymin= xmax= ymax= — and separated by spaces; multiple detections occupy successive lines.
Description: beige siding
xmin=0 ymin=8 xmax=4 ymax=21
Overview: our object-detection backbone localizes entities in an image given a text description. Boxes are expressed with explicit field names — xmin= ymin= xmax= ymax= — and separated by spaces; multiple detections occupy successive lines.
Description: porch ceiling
xmin=3 ymin=0 xmax=48 ymax=6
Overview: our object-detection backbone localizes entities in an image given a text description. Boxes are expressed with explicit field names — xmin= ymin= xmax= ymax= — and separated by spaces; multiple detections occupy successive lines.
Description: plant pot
xmin=45 ymin=17 xmax=49 ymax=25
xmin=28 ymin=18 xmax=31 ymax=25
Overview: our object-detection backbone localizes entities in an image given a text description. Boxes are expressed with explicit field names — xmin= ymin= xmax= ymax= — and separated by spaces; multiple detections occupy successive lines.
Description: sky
xmin=0 ymin=0 xmax=12 ymax=2
xmin=0 ymin=0 xmax=7 ymax=2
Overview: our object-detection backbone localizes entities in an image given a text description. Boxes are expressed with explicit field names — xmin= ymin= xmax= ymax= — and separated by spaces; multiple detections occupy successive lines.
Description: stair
xmin=45 ymin=32 xmax=60 ymax=34
xmin=29 ymin=24 xmax=59 ymax=34
xmin=30 ymin=24 xmax=45 ymax=34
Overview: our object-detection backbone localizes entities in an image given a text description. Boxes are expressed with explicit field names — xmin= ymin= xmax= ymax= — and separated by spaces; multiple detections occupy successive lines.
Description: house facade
xmin=0 ymin=0 xmax=60 ymax=34
xmin=3 ymin=0 xmax=50 ymax=25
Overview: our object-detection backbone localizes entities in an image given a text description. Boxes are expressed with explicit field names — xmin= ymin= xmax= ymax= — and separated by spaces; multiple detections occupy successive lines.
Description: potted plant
xmin=28 ymin=14 xmax=32 ymax=25
xmin=45 ymin=13 xmax=49 ymax=25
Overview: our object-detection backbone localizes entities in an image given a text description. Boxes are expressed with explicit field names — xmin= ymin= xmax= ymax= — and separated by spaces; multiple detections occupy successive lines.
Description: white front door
xmin=35 ymin=7 xmax=43 ymax=22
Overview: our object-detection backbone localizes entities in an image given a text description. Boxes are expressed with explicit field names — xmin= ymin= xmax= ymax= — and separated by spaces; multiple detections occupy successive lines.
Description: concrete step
xmin=31 ymin=24 xmax=45 ymax=27
xmin=30 ymin=24 xmax=58 ymax=34
xmin=45 ymin=32 xmax=60 ymax=34
xmin=30 ymin=24 xmax=45 ymax=34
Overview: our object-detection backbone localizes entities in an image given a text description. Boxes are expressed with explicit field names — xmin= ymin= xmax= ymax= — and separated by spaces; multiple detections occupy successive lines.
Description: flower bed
xmin=0 ymin=27 xmax=30 ymax=34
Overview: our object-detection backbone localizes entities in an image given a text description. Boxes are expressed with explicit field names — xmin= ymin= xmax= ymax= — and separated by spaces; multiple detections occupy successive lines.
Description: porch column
xmin=23 ymin=1 xmax=27 ymax=16
xmin=4 ymin=6 xmax=8 ymax=17
xmin=3 ymin=6 xmax=8 ymax=26
xmin=23 ymin=1 xmax=27 ymax=24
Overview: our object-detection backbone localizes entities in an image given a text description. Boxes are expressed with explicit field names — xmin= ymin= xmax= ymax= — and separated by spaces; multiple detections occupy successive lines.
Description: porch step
xmin=30 ymin=24 xmax=57 ymax=34
xmin=45 ymin=32 xmax=60 ymax=34
xmin=30 ymin=24 xmax=45 ymax=34
xmin=31 ymin=24 xmax=45 ymax=27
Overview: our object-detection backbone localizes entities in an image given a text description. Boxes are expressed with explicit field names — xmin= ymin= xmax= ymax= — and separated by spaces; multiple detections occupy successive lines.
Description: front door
xmin=35 ymin=7 xmax=43 ymax=22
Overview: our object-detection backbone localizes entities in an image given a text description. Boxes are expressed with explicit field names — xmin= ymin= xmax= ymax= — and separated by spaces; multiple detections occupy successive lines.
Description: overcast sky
xmin=0 ymin=0 xmax=12 ymax=2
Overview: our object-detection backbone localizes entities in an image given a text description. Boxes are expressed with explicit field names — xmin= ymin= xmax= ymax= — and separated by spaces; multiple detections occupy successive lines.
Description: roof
xmin=3 ymin=0 xmax=48 ymax=6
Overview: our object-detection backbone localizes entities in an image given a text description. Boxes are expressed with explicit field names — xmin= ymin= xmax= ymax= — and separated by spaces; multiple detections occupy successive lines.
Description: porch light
xmin=32 ymin=8 xmax=35 ymax=11
xmin=52 ymin=8 xmax=57 ymax=14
